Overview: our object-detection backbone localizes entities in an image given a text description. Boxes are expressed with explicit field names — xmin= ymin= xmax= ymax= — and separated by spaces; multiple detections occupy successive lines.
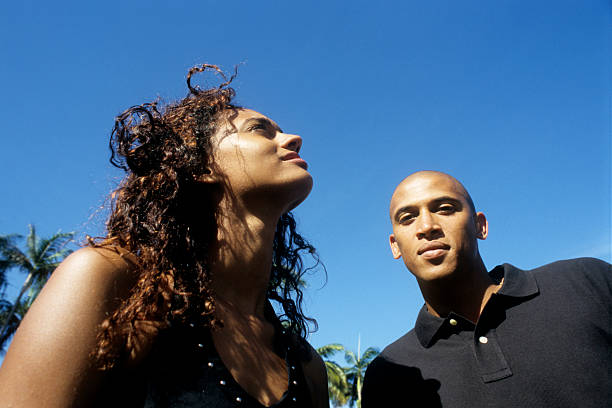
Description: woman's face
xmin=209 ymin=109 xmax=313 ymax=212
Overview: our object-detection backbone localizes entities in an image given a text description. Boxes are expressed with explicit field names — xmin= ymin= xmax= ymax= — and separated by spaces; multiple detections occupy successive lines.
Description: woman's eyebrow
xmin=241 ymin=117 xmax=282 ymax=132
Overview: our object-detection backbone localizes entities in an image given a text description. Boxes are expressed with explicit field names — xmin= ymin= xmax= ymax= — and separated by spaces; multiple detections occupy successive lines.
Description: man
xmin=361 ymin=171 xmax=611 ymax=407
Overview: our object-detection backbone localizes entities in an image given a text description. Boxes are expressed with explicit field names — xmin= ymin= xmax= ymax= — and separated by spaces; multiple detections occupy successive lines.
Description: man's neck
xmin=420 ymin=259 xmax=502 ymax=324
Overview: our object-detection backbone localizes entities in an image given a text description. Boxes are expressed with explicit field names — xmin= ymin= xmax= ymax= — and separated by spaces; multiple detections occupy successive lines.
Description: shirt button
xmin=478 ymin=336 xmax=488 ymax=344
xmin=449 ymin=318 xmax=458 ymax=326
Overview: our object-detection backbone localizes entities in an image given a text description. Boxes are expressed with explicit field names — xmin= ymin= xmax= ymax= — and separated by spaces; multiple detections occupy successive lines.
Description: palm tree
xmin=317 ymin=343 xmax=350 ymax=407
xmin=342 ymin=337 xmax=379 ymax=408
xmin=0 ymin=298 xmax=28 ymax=355
xmin=317 ymin=338 xmax=380 ymax=408
xmin=0 ymin=235 xmax=18 ymax=294
xmin=0 ymin=225 xmax=74 ymax=348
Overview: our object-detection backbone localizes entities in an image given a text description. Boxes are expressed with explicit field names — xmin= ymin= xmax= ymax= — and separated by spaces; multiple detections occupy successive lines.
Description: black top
xmin=143 ymin=324 xmax=313 ymax=408
xmin=362 ymin=258 xmax=612 ymax=408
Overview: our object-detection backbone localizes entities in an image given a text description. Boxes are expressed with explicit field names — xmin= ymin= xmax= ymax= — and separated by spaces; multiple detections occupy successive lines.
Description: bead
xmin=236 ymin=397 xmax=242 ymax=402
xmin=290 ymin=365 xmax=295 ymax=370
xmin=189 ymin=323 xmax=195 ymax=327
xmin=207 ymin=362 xmax=214 ymax=367
xmin=292 ymin=380 xmax=298 ymax=385
xmin=292 ymin=397 xmax=297 ymax=401
xmin=219 ymin=380 xmax=226 ymax=385
xmin=197 ymin=343 xmax=204 ymax=348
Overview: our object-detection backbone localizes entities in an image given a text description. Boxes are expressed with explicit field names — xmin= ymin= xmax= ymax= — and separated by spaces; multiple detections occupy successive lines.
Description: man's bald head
xmin=389 ymin=171 xmax=476 ymax=221
xmin=387 ymin=170 xmax=487 ymax=283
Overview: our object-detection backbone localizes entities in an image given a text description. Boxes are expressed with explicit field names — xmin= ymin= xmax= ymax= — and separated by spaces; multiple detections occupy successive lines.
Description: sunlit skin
xmin=0 ymin=108 xmax=329 ymax=408
xmin=203 ymin=108 xmax=317 ymax=405
xmin=208 ymin=108 xmax=313 ymax=216
xmin=388 ymin=171 xmax=501 ymax=323
xmin=204 ymin=108 xmax=312 ymax=321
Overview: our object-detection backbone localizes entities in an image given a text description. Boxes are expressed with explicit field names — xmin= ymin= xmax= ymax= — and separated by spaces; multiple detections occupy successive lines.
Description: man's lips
xmin=418 ymin=242 xmax=450 ymax=259
xmin=282 ymin=152 xmax=308 ymax=170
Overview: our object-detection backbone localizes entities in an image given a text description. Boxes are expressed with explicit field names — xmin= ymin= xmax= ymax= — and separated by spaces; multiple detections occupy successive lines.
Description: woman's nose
xmin=280 ymin=133 xmax=303 ymax=153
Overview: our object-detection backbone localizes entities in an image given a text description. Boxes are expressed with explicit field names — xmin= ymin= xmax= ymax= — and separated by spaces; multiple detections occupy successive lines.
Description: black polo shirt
xmin=362 ymin=258 xmax=611 ymax=408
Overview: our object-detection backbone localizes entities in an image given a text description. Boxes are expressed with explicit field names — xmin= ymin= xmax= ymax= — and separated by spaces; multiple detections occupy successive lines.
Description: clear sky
xmin=1 ymin=0 xmax=610 ymax=358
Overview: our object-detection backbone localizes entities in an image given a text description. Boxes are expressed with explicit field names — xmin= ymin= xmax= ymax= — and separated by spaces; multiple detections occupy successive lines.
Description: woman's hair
xmin=93 ymin=64 xmax=319 ymax=369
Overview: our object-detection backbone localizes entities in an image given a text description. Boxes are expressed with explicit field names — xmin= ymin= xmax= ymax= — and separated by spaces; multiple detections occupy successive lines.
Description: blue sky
xmin=1 ymin=0 xmax=610 ymax=359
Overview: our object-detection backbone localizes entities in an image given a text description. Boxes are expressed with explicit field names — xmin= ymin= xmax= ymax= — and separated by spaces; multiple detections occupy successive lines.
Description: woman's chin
xmin=284 ymin=175 xmax=313 ymax=212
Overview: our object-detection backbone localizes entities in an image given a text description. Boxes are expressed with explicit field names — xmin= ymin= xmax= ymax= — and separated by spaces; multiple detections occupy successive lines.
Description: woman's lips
xmin=287 ymin=158 xmax=308 ymax=170
xmin=282 ymin=153 xmax=308 ymax=170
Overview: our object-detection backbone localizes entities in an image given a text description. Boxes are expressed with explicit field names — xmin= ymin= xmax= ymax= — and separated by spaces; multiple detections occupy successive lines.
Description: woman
xmin=0 ymin=64 xmax=329 ymax=407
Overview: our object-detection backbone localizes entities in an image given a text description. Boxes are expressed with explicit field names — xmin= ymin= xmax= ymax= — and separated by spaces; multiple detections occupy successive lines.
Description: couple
xmin=1 ymin=65 xmax=610 ymax=407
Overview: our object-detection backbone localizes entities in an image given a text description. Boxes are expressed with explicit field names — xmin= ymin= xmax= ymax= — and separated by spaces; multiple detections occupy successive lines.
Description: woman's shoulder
xmin=296 ymin=339 xmax=329 ymax=408
xmin=0 ymin=245 xmax=142 ymax=407
xmin=39 ymin=245 xmax=142 ymax=311
xmin=63 ymin=245 xmax=140 ymax=281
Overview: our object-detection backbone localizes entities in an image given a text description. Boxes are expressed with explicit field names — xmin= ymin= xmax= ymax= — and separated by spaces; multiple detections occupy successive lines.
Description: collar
xmin=415 ymin=263 xmax=540 ymax=348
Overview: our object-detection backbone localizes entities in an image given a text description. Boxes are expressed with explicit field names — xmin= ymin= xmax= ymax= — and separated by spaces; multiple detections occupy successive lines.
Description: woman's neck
xmin=209 ymin=197 xmax=281 ymax=318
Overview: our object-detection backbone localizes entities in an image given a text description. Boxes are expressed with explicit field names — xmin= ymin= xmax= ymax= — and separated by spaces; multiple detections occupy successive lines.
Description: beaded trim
xmin=190 ymin=324 xmax=301 ymax=406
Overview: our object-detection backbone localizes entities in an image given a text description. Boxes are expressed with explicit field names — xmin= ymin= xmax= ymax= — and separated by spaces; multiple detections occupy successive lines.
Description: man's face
xmin=388 ymin=172 xmax=487 ymax=283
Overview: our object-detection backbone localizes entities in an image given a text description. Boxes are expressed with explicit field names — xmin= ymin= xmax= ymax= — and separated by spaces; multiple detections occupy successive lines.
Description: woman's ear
xmin=194 ymin=168 xmax=218 ymax=184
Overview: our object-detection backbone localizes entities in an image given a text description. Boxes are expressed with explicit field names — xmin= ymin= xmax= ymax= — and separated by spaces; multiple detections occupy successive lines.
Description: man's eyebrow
xmin=431 ymin=196 xmax=463 ymax=207
xmin=393 ymin=196 xmax=464 ymax=222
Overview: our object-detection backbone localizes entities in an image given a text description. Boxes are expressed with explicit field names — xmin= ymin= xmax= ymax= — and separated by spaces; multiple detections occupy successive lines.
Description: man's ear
xmin=475 ymin=212 xmax=488 ymax=240
xmin=389 ymin=234 xmax=402 ymax=259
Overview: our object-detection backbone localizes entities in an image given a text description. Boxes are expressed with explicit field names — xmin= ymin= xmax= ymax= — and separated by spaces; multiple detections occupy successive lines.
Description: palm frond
xmin=0 ymin=234 xmax=23 ymax=249
xmin=26 ymin=224 xmax=39 ymax=262
xmin=0 ymin=238 xmax=32 ymax=273
xmin=316 ymin=343 xmax=345 ymax=358
xmin=38 ymin=231 xmax=74 ymax=262
xmin=325 ymin=360 xmax=349 ymax=407
xmin=359 ymin=347 xmax=380 ymax=365
xmin=344 ymin=349 xmax=357 ymax=365
xmin=0 ymin=299 xmax=23 ymax=354
xmin=0 ymin=225 xmax=75 ymax=343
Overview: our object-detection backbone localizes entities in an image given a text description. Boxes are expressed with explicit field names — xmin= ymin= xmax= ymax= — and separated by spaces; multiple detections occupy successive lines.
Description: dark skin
xmin=388 ymin=171 xmax=502 ymax=323
xmin=0 ymin=109 xmax=329 ymax=408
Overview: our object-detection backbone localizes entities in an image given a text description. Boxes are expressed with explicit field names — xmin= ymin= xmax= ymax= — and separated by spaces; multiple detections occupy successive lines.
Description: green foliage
xmin=0 ymin=225 xmax=74 ymax=353
xmin=0 ymin=299 xmax=28 ymax=355
xmin=317 ymin=341 xmax=380 ymax=407
xmin=318 ymin=343 xmax=350 ymax=406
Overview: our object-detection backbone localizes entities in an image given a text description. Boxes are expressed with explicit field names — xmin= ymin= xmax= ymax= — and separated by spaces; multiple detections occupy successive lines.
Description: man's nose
xmin=416 ymin=212 xmax=439 ymax=239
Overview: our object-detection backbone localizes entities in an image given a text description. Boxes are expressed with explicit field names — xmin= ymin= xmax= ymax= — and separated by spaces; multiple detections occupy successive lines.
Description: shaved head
xmin=387 ymin=170 xmax=487 ymax=284
xmin=390 ymin=171 xmax=475 ymax=220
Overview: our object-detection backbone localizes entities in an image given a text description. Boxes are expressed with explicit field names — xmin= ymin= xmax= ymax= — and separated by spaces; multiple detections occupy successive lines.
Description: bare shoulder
xmin=300 ymin=340 xmax=330 ymax=408
xmin=0 ymin=246 xmax=140 ymax=408
xmin=57 ymin=245 xmax=139 ymax=285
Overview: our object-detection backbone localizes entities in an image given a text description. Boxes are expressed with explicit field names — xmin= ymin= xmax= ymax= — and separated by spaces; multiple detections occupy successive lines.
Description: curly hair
xmin=93 ymin=64 xmax=319 ymax=369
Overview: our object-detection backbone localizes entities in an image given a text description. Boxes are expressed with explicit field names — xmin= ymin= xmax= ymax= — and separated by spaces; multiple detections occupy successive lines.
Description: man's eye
xmin=248 ymin=124 xmax=266 ymax=131
xmin=438 ymin=206 xmax=455 ymax=214
xmin=399 ymin=215 xmax=415 ymax=224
